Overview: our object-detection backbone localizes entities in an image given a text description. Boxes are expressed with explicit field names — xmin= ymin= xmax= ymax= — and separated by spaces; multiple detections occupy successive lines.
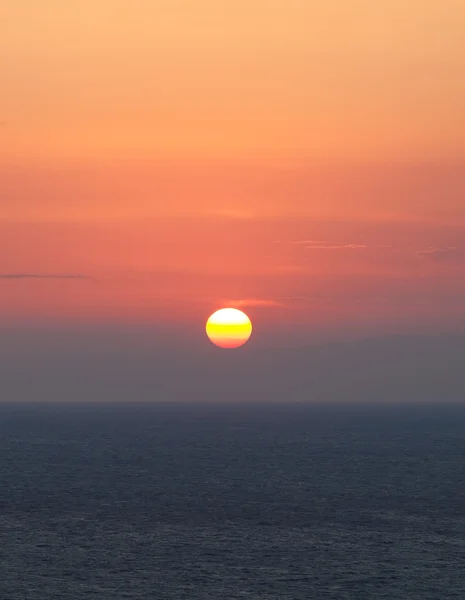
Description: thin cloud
xmin=272 ymin=265 xmax=307 ymax=273
xmin=305 ymin=243 xmax=368 ymax=250
xmin=291 ymin=240 xmax=331 ymax=245
xmin=212 ymin=209 xmax=255 ymax=220
xmin=225 ymin=298 xmax=283 ymax=308
xmin=0 ymin=273 xmax=92 ymax=280
xmin=291 ymin=240 xmax=368 ymax=250
xmin=277 ymin=295 xmax=316 ymax=302
xmin=417 ymin=247 xmax=465 ymax=262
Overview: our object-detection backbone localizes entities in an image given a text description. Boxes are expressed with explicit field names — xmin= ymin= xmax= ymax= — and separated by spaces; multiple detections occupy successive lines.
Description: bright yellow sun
xmin=206 ymin=308 xmax=252 ymax=349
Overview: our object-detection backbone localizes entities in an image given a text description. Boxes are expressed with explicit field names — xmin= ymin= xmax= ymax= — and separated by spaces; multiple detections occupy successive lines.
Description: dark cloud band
xmin=0 ymin=274 xmax=91 ymax=280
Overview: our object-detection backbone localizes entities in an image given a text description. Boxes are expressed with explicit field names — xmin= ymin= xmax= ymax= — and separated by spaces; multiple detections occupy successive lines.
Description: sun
xmin=206 ymin=308 xmax=252 ymax=349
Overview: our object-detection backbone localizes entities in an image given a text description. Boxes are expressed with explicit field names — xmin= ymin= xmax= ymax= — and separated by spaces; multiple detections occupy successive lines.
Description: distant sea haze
xmin=0 ymin=329 xmax=463 ymax=403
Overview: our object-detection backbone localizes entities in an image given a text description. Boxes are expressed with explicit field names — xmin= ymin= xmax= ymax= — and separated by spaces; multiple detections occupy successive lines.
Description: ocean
xmin=1 ymin=402 xmax=464 ymax=599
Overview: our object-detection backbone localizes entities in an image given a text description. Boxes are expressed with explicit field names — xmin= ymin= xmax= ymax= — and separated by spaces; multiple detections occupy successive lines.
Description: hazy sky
xmin=3 ymin=0 xmax=465 ymax=161
xmin=2 ymin=1 xmax=465 ymax=384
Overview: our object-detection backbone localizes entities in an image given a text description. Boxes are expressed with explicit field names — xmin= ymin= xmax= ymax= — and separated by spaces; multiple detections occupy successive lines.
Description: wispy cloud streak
xmin=225 ymin=298 xmax=283 ymax=308
xmin=0 ymin=273 xmax=92 ymax=280
xmin=291 ymin=240 xmax=331 ymax=245
xmin=417 ymin=247 xmax=465 ymax=262
xmin=291 ymin=240 xmax=368 ymax=250
xmin=212 ymin=209 xmax=255 ymax=220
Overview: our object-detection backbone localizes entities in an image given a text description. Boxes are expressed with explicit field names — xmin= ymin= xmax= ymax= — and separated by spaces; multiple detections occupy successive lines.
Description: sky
xmin=2 ymin=1 xmax=465 ymax=401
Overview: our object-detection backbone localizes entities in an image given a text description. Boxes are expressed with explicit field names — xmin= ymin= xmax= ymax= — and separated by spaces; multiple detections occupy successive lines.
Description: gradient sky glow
xmin=2 ymin=0 xmax=465 ymax=343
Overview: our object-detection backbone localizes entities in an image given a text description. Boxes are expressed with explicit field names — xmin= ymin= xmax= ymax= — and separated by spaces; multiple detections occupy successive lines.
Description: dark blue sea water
xmin=1 ymin=402 xmax=465 ymax=599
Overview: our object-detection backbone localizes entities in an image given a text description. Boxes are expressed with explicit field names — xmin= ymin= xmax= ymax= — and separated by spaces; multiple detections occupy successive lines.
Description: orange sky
xmin=2 ymin=1 xmax=465 ymax=337
xmin=3 ymin=0 xmax=465 ymax=161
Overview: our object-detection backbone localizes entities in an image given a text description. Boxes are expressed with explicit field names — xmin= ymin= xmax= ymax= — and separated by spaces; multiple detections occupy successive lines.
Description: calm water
xmin=1 ymin=402 xmax=465 ymax=599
